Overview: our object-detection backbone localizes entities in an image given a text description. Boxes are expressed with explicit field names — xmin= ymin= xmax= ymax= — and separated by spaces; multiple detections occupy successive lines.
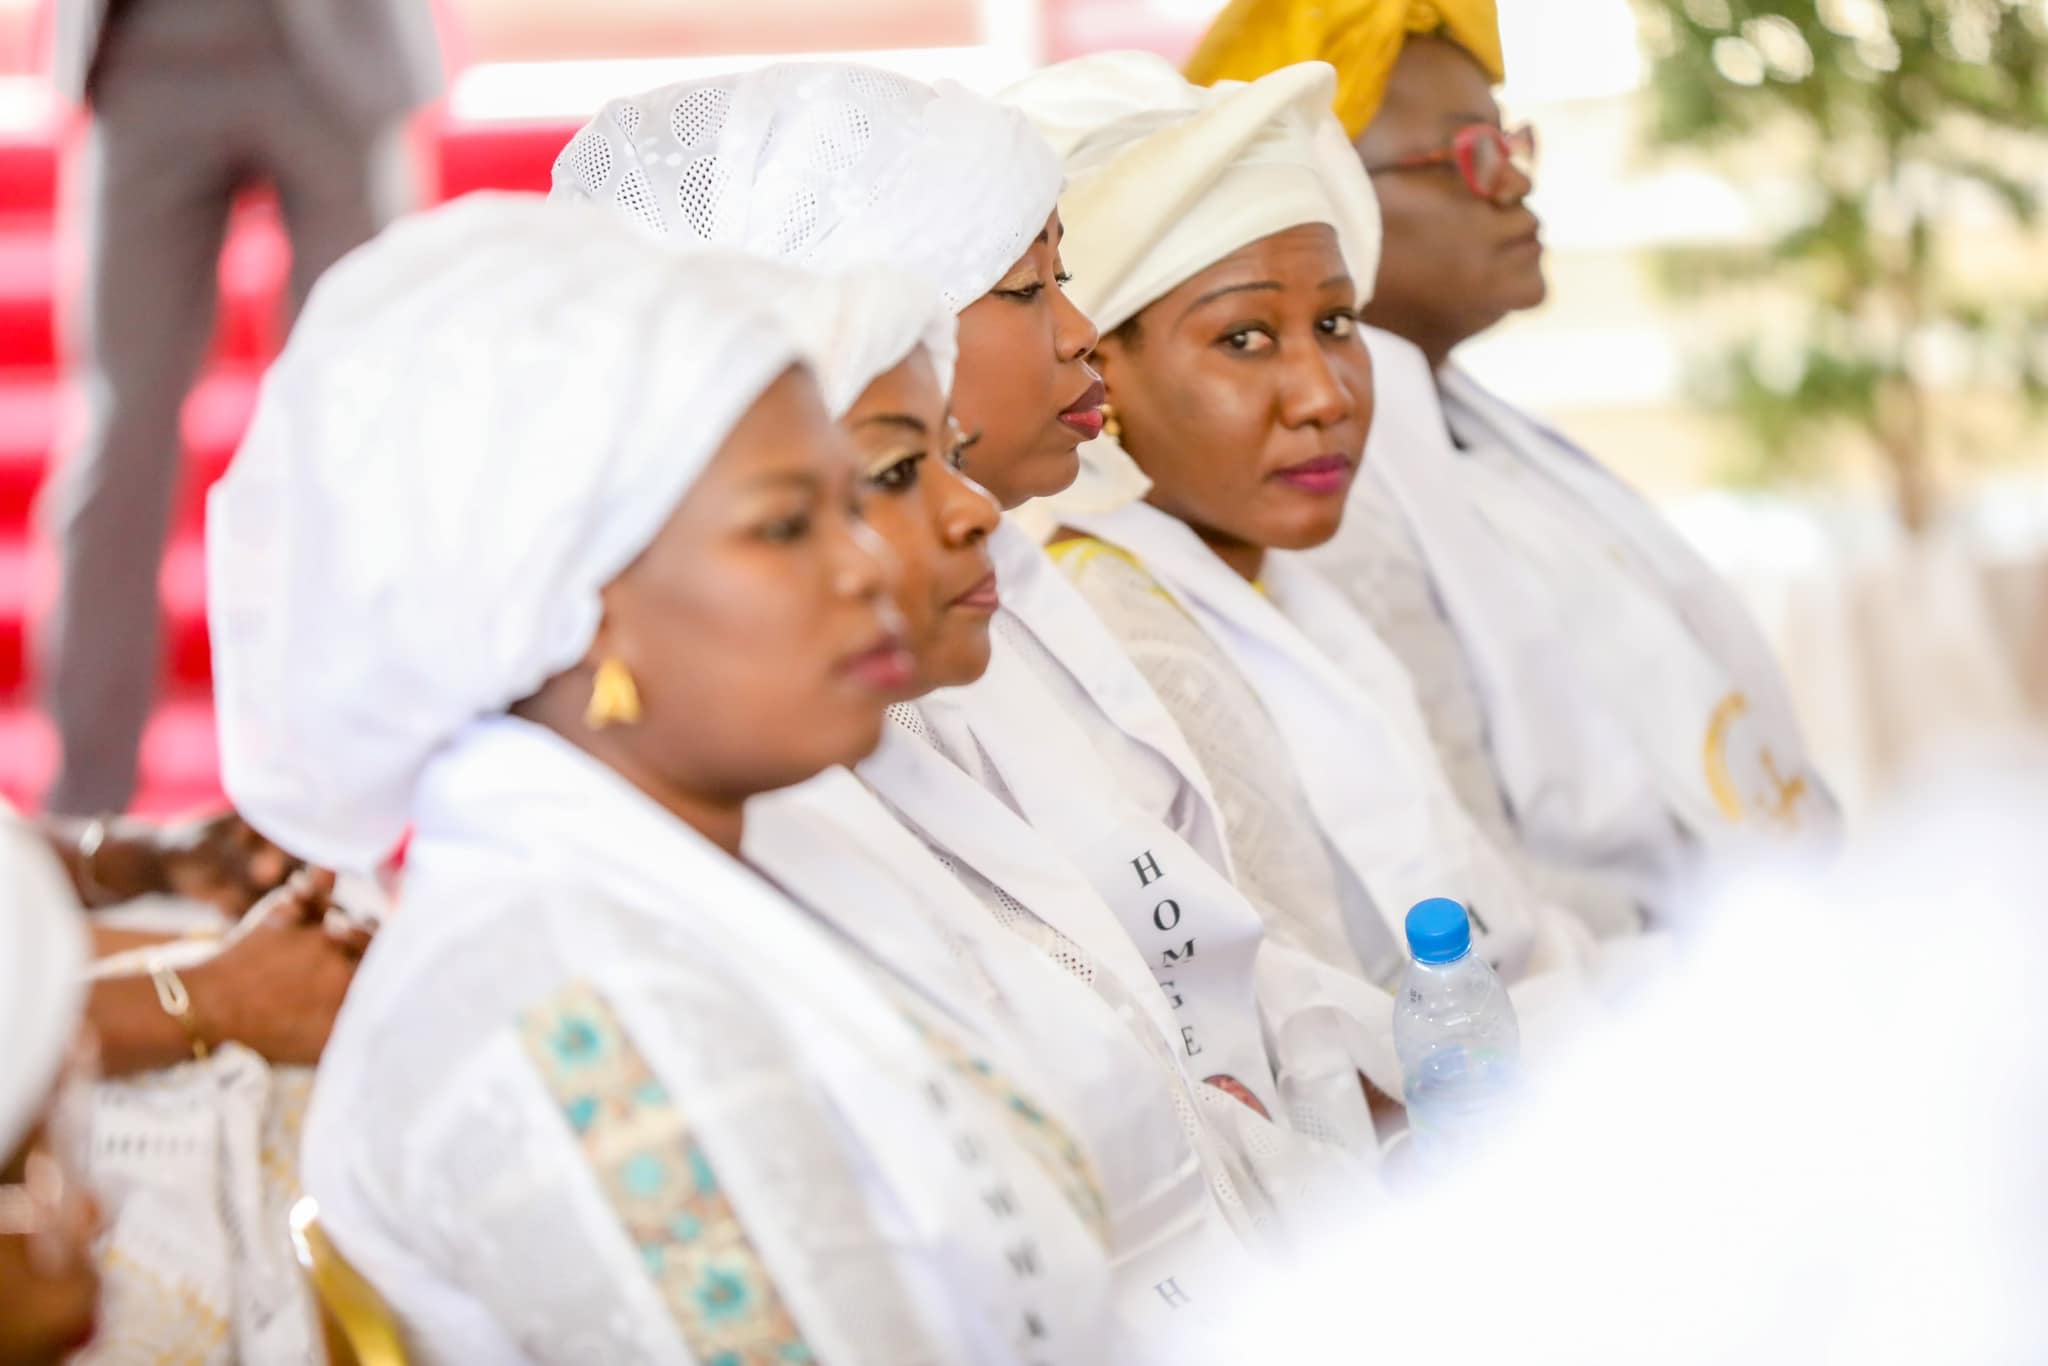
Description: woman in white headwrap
xmin=0 ymin=818 xmax=102 ymax=1365
xmin=553 ymin=67 xmax=1377 ymax=1259
xmin=210 ymin=195 xmax=1119 ymax=1365
xmin=1000 ymin=53 xmax=1622 ymax=1073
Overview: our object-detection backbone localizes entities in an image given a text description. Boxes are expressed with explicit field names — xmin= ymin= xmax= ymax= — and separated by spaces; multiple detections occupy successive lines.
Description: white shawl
xmin=1073 ymin=504 xmax=1588 ymax=962
xmin=1056 ymin=504 xmax=1602 ymax=1055
xmin=746 ymin=768 xmax=1260 ymax=1351
xmin=861 ymin=520 xmax=1391 ymax=1156
xmin=304 ymin=719 xmax=1118 ymax=1365
xmin=1315 ymin=328 xmax=1837 ymax=908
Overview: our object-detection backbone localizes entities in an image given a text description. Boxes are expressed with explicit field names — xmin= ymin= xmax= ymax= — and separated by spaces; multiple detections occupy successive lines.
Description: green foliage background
xmin=1633 ymin=0 xmax=2048 ymax=530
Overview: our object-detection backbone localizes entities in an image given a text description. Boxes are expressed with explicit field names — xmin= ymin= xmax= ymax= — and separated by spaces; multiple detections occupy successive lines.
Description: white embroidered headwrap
xmin=208 ymin=194 xmax=815 ymax=873
xmin=998 ymin=52 xmax=1383 ymax=532
xmin=755 ymin=262 xmax=956 ymax=418
xmin=546 ymin=77 xmax=960 ymax=418
xmin=0 ymin=812 xmax=86 ymax=1156
xmin=549 ymin=63 xmax=1064 ymax=316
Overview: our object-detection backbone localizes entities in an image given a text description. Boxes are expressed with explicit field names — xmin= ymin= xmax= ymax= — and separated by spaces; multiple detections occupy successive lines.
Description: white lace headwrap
xmin=0 ymin=811 xmax=86 ymax=1155
xmin=208 ymin=194 xmax=815 ymax=874
xmin=759 ymin=262 xmax=956 ymax=417
xmin=547 ymin=73 xmax=963 ymax=418
xmin=998 ymin=52 xmax=1384 ymax=533
xmin=549 ymin=63 xmax=1064 ymax=317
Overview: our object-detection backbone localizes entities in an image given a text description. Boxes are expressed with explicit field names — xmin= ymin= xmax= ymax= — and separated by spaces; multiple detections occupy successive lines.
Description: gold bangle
xmin=146 ymin=957 xmax=211 ymax=1061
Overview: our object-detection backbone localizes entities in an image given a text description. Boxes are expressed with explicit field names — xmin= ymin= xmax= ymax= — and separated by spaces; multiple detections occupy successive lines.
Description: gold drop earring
xmin=585 ymin=656 xmax=643 ymax=730
xmin=1100 ymin=399 xmax=1122 ymax=444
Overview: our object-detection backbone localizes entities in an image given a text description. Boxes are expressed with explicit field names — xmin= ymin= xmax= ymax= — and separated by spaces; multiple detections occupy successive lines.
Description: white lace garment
xmin=1312 ymin=465 xmax=1647 ymax=936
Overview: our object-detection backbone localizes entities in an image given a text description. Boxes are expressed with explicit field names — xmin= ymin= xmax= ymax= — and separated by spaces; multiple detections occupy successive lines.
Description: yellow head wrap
xmin=1183 ymin=0 xmax=1505 ymax=140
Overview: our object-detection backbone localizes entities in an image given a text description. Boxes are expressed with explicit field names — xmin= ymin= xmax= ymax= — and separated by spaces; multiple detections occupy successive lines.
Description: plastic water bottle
xmin=1393 ymin=897 xmax=1521 ymax=1162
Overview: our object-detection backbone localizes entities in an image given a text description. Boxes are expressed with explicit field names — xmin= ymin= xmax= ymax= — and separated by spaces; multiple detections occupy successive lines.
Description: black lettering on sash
xmin=983 ymin=1184 xmax=1017 ymax=1218
xmin=1180 ymin=1025 xmax=1203 ymax=1058
xmin=1007 ymin=1240 xmax=1041 ymax=1278
xmin=1023 ymin=1311 xmax=1048 ymax=1340
xmin=1159 ymin=978 xmax=1185 ymax=1010
xmin=1131 ymin=850 xmax=1164 ymax=887
xmin=955 ymin=1132 xmax=985 ymax=1164
xmin=1160 ymin=938 xmax=1196 ymax=967
xmin=1154 ymin=1277 xmax=1192 ymax=1309
xmin=1151 ymin=898 xmax=1182 ymax=932
xmin=1467 ymin=902 xmax=1491 ymax=935
xmin=922 ymin=1079 xmax=949 ymax=1112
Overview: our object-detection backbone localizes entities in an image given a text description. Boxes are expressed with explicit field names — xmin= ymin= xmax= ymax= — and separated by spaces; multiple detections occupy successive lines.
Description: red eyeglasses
xmin=1366 ymin=124 xmax=1537 ymax=201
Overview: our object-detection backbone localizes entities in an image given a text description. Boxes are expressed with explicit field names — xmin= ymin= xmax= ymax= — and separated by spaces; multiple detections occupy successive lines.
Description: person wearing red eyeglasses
xmin=1351 ymin=46 xmax=1542 ymax=371
xmin=1188 ymin=1 xmax=1837 ymax=934
xmin=1186 ymin=0 xmax=1534 ymax=369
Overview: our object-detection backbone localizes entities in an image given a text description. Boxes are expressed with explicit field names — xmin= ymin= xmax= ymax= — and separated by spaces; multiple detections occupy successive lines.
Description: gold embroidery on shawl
xmin=1704 ymin=691 xmax=1808 ymax=831
xmin=1704 ymin=692 xmax=1750 ymax=823
xmin=1046 ymin=535 xmax=1181 ymax=606
xmin=80 ymin=1245 xmax=231 ymax=1365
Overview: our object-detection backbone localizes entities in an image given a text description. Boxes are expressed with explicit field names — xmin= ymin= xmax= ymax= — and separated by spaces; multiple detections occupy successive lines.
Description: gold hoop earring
xmin=585 ymin=656 xmax=643 ymax=730
xmin=1100 ymin=401 xmax=1122 ymax=444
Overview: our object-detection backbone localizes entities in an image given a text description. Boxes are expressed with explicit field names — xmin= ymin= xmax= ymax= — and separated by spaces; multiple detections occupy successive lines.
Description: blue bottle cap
xmin=1406 ymin=898 xmax=1472 ymax=964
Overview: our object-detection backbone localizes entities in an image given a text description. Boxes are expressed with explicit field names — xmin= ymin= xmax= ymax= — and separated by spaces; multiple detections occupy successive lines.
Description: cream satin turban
xmin=997 ymin=52 xmax=1383 ymax=525
xmin=0 ymin=813 xmax=86 ymax=1158
xmin=208 ymin=194 xmax=821 ymax=873
xmin=549 ymin=63 xmax=1063 ymax=318
xmin=1183 ymin=0 xmax=1506 ymax=138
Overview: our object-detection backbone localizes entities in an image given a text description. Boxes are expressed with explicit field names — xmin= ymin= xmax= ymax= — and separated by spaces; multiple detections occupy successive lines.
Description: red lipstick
xmin=951 ymin=573 xmax=1000 ymax=614
xmin=839 ymin=633 xmax=916 ymax=694
xmin=1058 ymin=378 xmax=1106 ymax=441
xmin=1270 ymin=454 xmax=1354 ymax=496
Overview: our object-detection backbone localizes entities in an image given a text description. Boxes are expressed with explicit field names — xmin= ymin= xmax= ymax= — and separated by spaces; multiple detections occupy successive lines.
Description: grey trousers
xmin=41 ymin=7 xmax=408 ymax=814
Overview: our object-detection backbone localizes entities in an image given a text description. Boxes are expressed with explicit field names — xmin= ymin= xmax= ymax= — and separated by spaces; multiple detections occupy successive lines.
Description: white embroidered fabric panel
xmin=82 ymin=1050 xmax=316 ymax=1366
xmin=400 ymin=1038 xmax=696 ymax=1364
xmin=871 ymin=717 xmax=1319 ymax=1244
xmin=1056 ymin=548 xmax=1358 ymax=975
xmin=314 ymin=887 xmax=949 ymax=1366
xmin=882 ymin=800 xmax=1303 ymax=1252
xmin=1312 ymin=467 xmax=1645 ymax=936
xmin=1314 ymin=468 xmax=1516 ymax=835
xmin=989 ymin=611 xmax=1211 ymax=847
xmin=887 ymin=706 xmax=1100 ymax=988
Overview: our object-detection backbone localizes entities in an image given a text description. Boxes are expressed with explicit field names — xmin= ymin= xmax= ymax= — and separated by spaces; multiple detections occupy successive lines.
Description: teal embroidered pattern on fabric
xmin=520 ymin=982 xmax=817 ymax=1366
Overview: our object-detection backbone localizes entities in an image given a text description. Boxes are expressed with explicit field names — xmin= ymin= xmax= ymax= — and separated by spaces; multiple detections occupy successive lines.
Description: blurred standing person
xmin=1185 ymin=0 xmax=1836 ymax=929
xmin=40 ymin=0 xmax=442 ymax=814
